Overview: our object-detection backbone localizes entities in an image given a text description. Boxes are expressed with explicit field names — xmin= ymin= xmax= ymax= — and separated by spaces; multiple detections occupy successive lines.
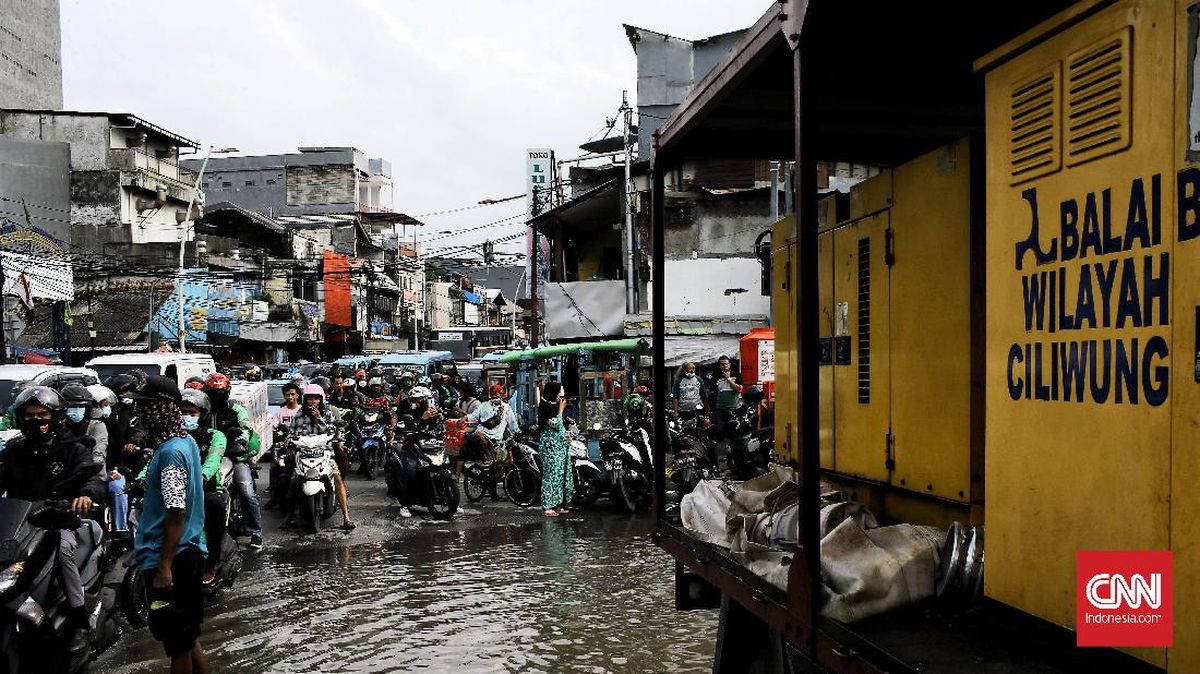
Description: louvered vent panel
xmin=1009 ymin=64 xmax=1061 ymax=184
xmin=1065 ymin=27 xmax=1131 ymax=166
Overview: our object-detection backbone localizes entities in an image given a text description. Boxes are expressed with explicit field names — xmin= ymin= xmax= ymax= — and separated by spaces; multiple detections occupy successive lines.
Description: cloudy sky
xmin=59 ymin=1 xmax=765 ymax=257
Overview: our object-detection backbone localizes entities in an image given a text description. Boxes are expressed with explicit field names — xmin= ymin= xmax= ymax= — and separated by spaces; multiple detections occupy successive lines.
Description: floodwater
xmin=95 ymin=475 xmax=717 ymax=673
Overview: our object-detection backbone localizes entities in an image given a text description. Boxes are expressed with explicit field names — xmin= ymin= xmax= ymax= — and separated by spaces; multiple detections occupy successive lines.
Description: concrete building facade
xmin=0 ymin=0 xmax=63 ymax=109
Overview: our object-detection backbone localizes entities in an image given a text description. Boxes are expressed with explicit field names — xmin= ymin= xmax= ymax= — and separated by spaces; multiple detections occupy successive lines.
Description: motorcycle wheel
xmin=365 ymin=449 xmax=377 ymax=481
xmin=504 ymin=468 xmax=537 ymax=507
xmin=679 ymin=467 xmax=699 ymax=496
xmin=121 ymin=565 xmax=149 ymax=629
xmin=303 ymin=493 xmax=322 ymax=534
xmin=615 ymin=471 xmax=648 ymax=513
xmin=463 ymin=465 xmax=488 ymax=503
xmin=573 ymin=467 xmax=602 ymax=507
xmin=427 ymin=473 xmax=459 ymax=520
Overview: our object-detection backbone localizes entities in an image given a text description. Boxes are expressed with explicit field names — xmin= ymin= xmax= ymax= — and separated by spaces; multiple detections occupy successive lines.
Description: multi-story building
xmin=0 ymin=0 xmax=63 ymax=109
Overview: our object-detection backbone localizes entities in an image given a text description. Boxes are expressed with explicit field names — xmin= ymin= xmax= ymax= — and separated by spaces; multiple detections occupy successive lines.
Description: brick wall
xmin=286 ymin=164 xmax=355 ymax=206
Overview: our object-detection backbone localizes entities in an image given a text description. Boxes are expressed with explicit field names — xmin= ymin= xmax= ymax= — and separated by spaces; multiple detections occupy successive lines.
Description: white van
xmin=86 ymin=354 xmax=216 ymax=389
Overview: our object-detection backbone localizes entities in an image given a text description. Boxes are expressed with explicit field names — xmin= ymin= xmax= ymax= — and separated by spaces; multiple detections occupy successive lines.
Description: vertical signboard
xmin=323 ymin=250 xmax=352 ymax=327
xmin=526 ymin=148 xmax=554 ymax=299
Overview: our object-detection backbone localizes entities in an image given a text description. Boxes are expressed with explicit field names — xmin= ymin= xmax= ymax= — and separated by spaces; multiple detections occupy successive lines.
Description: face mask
xmin=99 ymin=405 xmax=112 ymax=419
xmin=182 ymin=415 xmax=200 ymax=432
xmin=684 ymin=372 xmax=695 ymax=379
xmin=121 ymin=397 xmax=134 ymax=406
xmin=66 ymin=408 xmax=86 ymax=423
xmin=357 ymin=381 xmax=366 ymax=388
xmin=18 ymin=418 xmax=53 ymax=443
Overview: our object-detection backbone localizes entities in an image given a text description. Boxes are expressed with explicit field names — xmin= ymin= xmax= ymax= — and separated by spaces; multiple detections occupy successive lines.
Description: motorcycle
xmin=667 ymin=418 xmax=717 ymax=496
xmin=385 ymin=422 xmax=459 ymax=519
xmin=598 ymin=423 xmax=653 ymax=513
xmin=357 ymin=410 xmax=387 ymax=480
xmin=462 ymin=437 xmax=512 ymax=503
xmin=0 ymin=463 xmax=118 ymax=673
xmin=503 ymin=435 xmax=542 ymax=508
xmin=290 ymin=433 xmax=338 ymax=534
xmin=725 ymin=406 xmax=772 ymax=480
xmin=566 ymin=421 xmax=603 ymax=507
xmin=203 ymin=458 xmax=244 ymax=594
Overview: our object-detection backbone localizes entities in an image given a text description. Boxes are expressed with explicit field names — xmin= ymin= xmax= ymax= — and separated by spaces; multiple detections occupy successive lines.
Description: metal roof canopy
xmin=652 ymin=0 xmax=1085 ymax=166
xmin=648 ymin=0 xmax=1099 ymax=667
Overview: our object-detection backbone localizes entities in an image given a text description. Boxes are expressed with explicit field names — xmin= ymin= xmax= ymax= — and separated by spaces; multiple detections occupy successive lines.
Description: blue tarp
xmin=462 ymin=291 xmax=482 ymax=305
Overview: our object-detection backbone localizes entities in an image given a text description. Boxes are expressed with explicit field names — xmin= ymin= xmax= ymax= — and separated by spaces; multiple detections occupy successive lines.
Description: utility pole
xmin=530 ymin=188 xmax=541 ymax=347
xmin=413 ymin=226 xmax=421 ymax=350
xmin=620 ymin=90 xmax=637 ymax=313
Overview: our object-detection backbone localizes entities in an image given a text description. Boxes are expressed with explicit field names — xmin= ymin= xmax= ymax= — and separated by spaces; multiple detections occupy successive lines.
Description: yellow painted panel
xmin=890 ymin=138 xmax=972 ymax=502
xmin=831 ymin=214 xmax=891 ymax=482
xmin=1171 ymin=1 xmax=1200 ymax=669
xmin=819 ymin=230 xmax=835 ymax=470
xmin=772 ymin=216 xmax=798 ymax=464
xmin=848 ymin=170 xmax=892 ymax=219
xmin=984 ymin=2 xmax=1173 ymax=666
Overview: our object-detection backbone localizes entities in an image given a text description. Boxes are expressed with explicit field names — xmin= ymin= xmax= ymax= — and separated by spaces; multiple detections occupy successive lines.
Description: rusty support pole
xmin=787 ymin=39 xmax=821 ymax=650
xmin=651 ymin=136 xmax=668 ymax=526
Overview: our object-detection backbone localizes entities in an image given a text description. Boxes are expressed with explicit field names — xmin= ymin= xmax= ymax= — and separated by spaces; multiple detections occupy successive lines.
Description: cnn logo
xmin=1076 ymin=551 xmax=1172 ymax=647
xmin=1084 ymin=573 xmax=1161 ymax=610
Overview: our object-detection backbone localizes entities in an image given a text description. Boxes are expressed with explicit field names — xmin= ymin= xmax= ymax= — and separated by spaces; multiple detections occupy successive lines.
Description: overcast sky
xmin=59 ymin=1 xmax=765 ymax=258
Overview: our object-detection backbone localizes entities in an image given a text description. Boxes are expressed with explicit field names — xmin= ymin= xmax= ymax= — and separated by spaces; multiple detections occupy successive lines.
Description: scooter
xmin=566 ymin=422 xmax=603 ymax=507
xmin=357 ymin=410 xmax=386 ymax=480
xmin=598 ymin=423 xmax=653 ymax=513
xmin=0 ymin=462 xmax=118 ymax=673
xmin=725 ymin=407 xmax=771 ymax=480
xmin=667 ymin=418 xmax=717 ymax=496
xmin=385 ymin=419 xmax=459 ymax=519
xmin=290 ymin=433 xmax=337 ymax=534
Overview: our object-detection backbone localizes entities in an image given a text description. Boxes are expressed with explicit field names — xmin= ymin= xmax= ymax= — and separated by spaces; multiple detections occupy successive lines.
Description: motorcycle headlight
xmin=0 ymin=560 xmax=25 ymax=595
xmin=429 ymin=452 xmax=446 ymax=467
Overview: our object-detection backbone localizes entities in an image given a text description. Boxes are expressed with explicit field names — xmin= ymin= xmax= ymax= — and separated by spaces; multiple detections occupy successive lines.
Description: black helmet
xmin=59 ymin=384 xmax=94 ymax=408
xmin=12 ymin=385 xmax=65 ymax=414
xmin=369 ymin=366 xmax=383 ymax=378
xmin=311 ymin=376 xmax=332 ymax=393
xmin=105 ymin=373 xmax=139 ymax=395
xmin=127 ymin=374 xmax=182 ymax=404
xmin=744 ymin=385 xmax=764 ymax=406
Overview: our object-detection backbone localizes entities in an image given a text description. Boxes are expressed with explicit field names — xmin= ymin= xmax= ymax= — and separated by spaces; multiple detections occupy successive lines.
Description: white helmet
xmin=87 ymin=384 xmax=117 ymax=419
xmin=407 ymin=386 xmax=432 ymax=401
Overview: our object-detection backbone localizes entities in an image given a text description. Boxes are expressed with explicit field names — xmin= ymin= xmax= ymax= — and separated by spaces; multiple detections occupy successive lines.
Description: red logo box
xmin=1076 ymin=550 xmax=1172 ymax=647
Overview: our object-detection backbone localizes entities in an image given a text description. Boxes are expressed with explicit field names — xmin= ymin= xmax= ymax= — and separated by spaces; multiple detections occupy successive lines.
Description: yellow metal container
xmin=982 ymin=0 xmax=1179 ymax=666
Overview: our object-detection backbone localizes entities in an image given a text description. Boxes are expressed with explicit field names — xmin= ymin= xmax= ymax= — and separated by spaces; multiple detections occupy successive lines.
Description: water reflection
xmin=98 ymin=510 xmax=717 ymax=673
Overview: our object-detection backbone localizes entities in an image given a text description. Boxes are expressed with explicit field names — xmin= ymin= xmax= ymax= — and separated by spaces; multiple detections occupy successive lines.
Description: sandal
xmin=340 ymin=520 xmax=358 ymax=531
xmin=556 ymin=507 xmax=570 ymax=514
xmin=543 ymin=509 xmax=559 ymax=517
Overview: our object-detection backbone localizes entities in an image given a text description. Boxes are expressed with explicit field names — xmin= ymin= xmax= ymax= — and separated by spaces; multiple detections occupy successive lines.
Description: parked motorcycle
xmin=566 ymin=422 xmax=603 ymax=507
xmin=357 ymin=410 xmax=386 ymax=480
xmin=597 ymin=423 xmax=653 ymax=513
xmin=667 ymin=418 xmax=717 ymax=496
xmin=0 ymin=462 xmax=118 ymax=673
xmin=290 ymin=433 xmax=338 ymax=534
xmin=385 ymin=422 xmax=459 ymax=519
xmin=725 ymin=407 xmax=772 ymax=480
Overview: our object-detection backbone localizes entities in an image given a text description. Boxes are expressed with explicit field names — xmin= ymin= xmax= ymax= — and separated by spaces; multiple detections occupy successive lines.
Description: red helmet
xmin=184 ymin=380 xmax=205 ymax=391
xmin=488 ymin=383 xmax=505 ymax=396
xmin=204 ymin=373 xmax=231 ymax=392
xmin=634 ymin=385 xmax=650 ymax=396
xmin=355 ymin=370 xmax=368 ymax=379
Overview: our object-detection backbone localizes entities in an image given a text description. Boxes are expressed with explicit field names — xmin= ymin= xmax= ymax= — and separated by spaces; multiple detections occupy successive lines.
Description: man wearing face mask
xmin=59 ymin=385 xmax=109 ymax=470
xmin=180 ymin=389 xmax=230 ymax=585
xmin=672 ymin=362 xmax=708 ymax=421
xmin=104 ymin=373 xmax=150 ymax=477
xmin=88 ymin=383 xmax=131 ymax=536
xmin=0 ymin=386 xmax=105 ymax=654
xmin=202 ymin=374 xmax=263 ymax=551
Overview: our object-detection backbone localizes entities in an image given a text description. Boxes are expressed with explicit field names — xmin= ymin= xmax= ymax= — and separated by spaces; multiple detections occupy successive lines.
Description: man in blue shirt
xmin=131 ymin=375 xmax=208 ymax=673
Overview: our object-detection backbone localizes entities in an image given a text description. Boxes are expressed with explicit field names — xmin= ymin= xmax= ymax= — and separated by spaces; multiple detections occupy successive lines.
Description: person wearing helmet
xmin=203 ymin=373 xmax=263 ymax=551
xmin=105 ymin=373 xmax=151 ymax=477
xmin=435 ymin=374 xmax=459 ymax=411
xmin=0 ymin=380 xmax=29 ymax=431
xmin=181 ymin=389 xmax=230 ymax=585
xmin=284 ymin=384 xmax=355 ymax=530
xmin=400 ymin=385 xmax=440 ymax=431
xmin=391 ymin=373 xmax=416 ymax=406
xmin=264 ymin=381 xmax=304 ymax=512
xmin=354 ymin=370 xmax=368 ymax=391
xmin=363 ymin=377 xmax=390 ymax=413
xmin=623 ymin=392 xmax=652 ymax=435
xmin=0 ymin=386 xmax=106 ymax=651
xmin=329 ymin=376 xmax=363 ymax=413
xmin=184 ymin=376 xmax=206 ymax=391
xmin=60 ymin=384 xmax=109 ymax=472
xmin=465 ymin=383 xmax=518 ymax=494
xmin=128 ymin=375 xmax=208 ymax=671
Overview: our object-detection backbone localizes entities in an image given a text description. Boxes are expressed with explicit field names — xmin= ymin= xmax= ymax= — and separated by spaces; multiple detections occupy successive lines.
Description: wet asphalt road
xmin=94 ymin=470 xmax=717 ymax=673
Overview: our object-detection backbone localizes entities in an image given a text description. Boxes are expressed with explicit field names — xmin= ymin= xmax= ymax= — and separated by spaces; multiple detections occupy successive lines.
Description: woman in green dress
xmin=538 ymin=382 xmax=574 ymax=517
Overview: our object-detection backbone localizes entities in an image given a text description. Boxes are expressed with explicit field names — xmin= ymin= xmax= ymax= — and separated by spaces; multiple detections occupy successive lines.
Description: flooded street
xmin=96 ymin=473 xmax=717 ymax=673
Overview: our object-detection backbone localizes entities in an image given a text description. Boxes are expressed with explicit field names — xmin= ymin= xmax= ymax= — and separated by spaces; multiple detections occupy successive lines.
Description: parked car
xmin=0 ymin=365 xmax=101 ymax=410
